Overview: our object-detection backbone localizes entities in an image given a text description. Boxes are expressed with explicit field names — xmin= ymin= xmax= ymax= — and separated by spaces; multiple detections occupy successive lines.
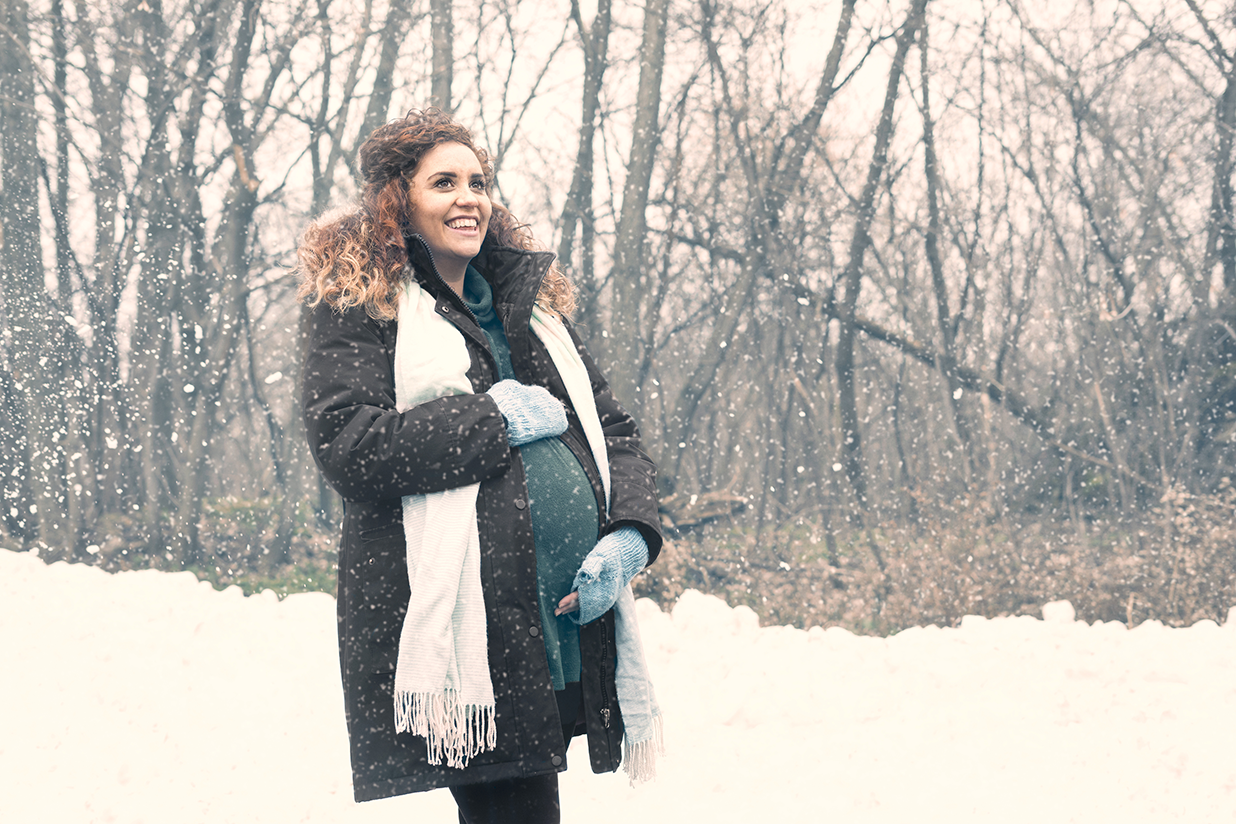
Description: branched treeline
xmin=1 ymin=0 xmax=1233 ymax=614
xmin=599 ymin=0 xmax=1236 ymax=543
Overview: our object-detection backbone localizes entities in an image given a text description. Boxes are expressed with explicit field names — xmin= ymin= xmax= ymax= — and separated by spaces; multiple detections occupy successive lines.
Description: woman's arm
xmin=551 ymin=324 xmax=662 ymax=624
xmin=301 ymin=300 xmax=512 ymax=502
xmin=565 ymin=323 xmax=664 ymax=565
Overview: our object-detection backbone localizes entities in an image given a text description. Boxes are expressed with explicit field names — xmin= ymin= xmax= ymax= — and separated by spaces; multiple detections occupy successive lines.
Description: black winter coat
xmin=301 ymin=238 xmax=663 ymax=802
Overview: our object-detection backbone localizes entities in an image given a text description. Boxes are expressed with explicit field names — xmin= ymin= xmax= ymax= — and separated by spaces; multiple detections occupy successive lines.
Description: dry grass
xmin=11 ymin=482 xmax=1233 ymax=634
xmin=634 ymin=480 xmax=1236 ymax=635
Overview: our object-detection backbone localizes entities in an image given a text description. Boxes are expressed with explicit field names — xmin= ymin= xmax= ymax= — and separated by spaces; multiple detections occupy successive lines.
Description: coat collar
xmin=403 ymin=234 xmax=555 ymax=311
xmin=403 ymin=234 xmax=557 ymax=368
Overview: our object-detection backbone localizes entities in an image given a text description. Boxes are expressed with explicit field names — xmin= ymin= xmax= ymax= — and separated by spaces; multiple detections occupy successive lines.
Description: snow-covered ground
xmin=2 ymin=548 xmax=1234 ymax=823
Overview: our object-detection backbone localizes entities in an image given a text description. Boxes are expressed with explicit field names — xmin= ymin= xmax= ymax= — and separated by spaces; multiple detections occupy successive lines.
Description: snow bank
xmin=1 ymin=548 xmax=1233 ymax=823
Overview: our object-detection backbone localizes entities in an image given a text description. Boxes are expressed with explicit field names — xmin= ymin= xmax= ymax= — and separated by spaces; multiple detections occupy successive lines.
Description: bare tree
xmin=430 ymin=0 xmax=453 ymax=110
xmin=1 ymin=0 xmax=70 ymax=548
xmin=660 ymin=0 xmax=859 ymax=493
xmin=557 ymin=0 xmax=614 ymax=294
xmin=606 ymin=0 xmax=669 ymax=415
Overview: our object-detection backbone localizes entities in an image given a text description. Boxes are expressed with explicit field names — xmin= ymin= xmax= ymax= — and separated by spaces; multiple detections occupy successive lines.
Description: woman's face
xmin=405 ymin=141 xmax=492 ymax=275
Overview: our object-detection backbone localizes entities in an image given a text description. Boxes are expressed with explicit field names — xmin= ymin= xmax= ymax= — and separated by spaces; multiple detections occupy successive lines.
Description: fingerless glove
xmin=569 ymin=526 xmax=649 ymax=625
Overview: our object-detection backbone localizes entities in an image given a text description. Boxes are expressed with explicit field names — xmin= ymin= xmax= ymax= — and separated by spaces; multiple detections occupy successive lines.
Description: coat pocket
xmin=347 ymin=524 xmax=410 ymax=674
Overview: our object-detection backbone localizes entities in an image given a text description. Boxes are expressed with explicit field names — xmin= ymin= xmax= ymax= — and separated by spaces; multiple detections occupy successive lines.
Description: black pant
xmin=451 ymin=685 xmax=581 ymax=824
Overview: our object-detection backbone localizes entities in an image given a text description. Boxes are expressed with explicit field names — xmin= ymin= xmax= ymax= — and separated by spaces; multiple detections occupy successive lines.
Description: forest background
xmin=2 ymin=0 xmax=1234 ymax=635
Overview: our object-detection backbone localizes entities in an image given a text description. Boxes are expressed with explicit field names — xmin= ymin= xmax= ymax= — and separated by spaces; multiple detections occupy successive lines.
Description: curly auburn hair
xmin=296 ymin=108 xmax=574 ymax=320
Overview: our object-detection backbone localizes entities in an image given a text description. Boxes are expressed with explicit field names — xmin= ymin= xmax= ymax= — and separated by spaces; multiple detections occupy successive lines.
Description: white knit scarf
xmin=392 ymin=278 xmax=662 ymax=780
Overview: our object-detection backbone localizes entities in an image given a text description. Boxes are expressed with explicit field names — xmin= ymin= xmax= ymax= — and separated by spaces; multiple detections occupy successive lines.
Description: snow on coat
xmin=301 ymin=238 xmax=663 ymax=801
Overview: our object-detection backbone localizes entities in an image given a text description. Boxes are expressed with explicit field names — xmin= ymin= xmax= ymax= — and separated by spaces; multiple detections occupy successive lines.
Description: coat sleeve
xmin=564 ymin=322 xmax=664 ymax=565
xmin=301 ymin=300 xmax=512 ymax=503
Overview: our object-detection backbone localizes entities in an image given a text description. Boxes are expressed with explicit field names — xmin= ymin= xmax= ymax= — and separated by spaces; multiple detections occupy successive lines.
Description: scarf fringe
xmin=394 ymin=689 xmax=497 ymax=769
xmin=622 ymin=713 xmax=664 ymax=785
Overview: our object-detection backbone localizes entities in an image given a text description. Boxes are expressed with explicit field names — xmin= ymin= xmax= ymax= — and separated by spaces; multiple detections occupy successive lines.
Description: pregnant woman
xmin=297 ymin=108 xmax=663 ymax=822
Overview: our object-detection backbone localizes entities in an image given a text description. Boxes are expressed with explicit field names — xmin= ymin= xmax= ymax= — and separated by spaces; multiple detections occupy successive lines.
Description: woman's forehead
xmin=415 ymin=142 xmax=484 ymax=177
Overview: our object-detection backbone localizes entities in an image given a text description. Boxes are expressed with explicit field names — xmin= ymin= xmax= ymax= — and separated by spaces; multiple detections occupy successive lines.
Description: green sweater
xmin=462 ymin=266 xmax=595 ymax=690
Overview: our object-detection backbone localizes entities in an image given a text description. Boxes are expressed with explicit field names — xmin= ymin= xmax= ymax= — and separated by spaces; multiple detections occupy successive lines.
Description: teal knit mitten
xmin=487 ymin=379 xmax=567 ymax=446
xmin=570 ymin=527 xmax=649 ymax=625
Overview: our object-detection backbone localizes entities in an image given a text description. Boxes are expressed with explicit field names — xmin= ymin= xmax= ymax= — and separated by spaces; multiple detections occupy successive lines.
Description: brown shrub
xmin=634 ymin=480 xmax=1236 ymax=635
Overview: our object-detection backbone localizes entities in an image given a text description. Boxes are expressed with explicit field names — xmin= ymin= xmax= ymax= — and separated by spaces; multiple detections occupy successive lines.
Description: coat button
xmin=551 ymin=755 xmax=563 ymax=767
xmin=528 ymin=626 xmax=540 ymax=637
xmin=441 ymin=305 xmax=450 ymax=313
xmin=514 ymin=499 xmax=526 ymax=510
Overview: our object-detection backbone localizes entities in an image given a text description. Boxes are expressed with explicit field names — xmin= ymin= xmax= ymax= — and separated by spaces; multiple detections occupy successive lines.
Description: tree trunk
xmin=130 ymin=0 xmax=180 ymax=551
xmin=169 ymin=0 xmax=267 ymax=564
xmin=358 ymin=0 xmax=417 ymax=143
xmin=557 ymin=0 xmax=614 ymax=298
xmin=919 ymin=15 xmax=976 ymax=480
xmin=430 ymin=0 xmax=453 ymax=111
xmin=833 ymin=0 xmax=928 ymax=510
xmin=0 ymin=0 xmax=73 ymax=550
xmin=607 ymin=0 xmax=668 ymax=417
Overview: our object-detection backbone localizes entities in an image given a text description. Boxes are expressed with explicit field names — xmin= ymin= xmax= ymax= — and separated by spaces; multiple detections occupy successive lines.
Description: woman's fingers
xmin=554 ymin=591 xmax=580 ymax=616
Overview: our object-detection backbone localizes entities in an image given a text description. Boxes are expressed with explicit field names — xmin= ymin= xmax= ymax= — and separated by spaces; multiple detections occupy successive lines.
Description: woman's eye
xmin=471 ymin=180 xmax=487 ymax=191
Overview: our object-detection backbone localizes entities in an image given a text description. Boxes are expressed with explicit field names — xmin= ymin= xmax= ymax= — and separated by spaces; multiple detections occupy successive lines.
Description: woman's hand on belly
xmin=487 ymin=379 xmax=567 ymax=445
xmin=559 ymin=526 xmax=649 ymax=624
